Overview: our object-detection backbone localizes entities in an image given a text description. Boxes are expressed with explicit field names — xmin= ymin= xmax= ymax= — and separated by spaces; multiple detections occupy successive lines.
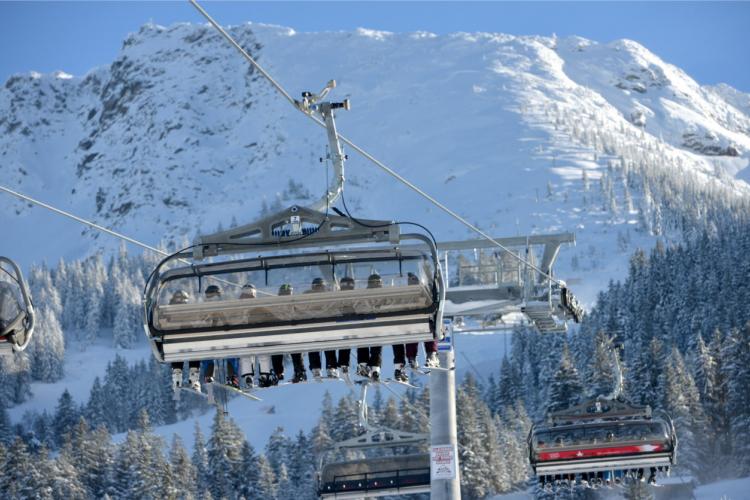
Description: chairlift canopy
xmin=144 ymin=206 xmax=445 ymax=363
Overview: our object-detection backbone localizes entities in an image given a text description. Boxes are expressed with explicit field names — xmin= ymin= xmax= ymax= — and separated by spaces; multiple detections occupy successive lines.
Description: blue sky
xmin=2 ymin=1 xmax=749 ymax=91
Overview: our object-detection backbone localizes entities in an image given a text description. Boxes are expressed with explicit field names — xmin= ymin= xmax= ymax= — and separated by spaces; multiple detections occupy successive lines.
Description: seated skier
xmin=356 ymin=273 xmax=388 ymax=382
xmin=274 ymin=283 xmax=307 ymax=383
xmin=202 ymin=285 xmax=240 ymax=388
xmin=168 ymin=290 xmax=202 ymax=391
xmin=238 ymin=284 xmax=259 ymax=389
xmin=405 ymin=272 xmax=440 ymax=369
xmin=335 ymin=276 xmax=356 ymax=376
xmin=306 ymin=277 xmax=338 ymax=379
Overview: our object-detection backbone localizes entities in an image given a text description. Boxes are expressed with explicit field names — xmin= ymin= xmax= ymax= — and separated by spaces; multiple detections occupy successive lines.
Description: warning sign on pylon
xmin=430 ymin=444 xmax=457 ymax=480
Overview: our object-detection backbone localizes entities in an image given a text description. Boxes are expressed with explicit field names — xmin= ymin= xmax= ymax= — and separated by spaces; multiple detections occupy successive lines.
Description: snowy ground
xmin=488 ymin=476 xmax=750 ymax=499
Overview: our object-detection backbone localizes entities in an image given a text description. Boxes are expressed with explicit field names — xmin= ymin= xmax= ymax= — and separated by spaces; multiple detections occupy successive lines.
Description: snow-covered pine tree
xmin=663 ymin=347 xmax=708 ymax=479
xmin=29 ymin=306 xmax=65 ymax=383
xmin=170 ymin=435 xmax=197 ymax=500
xmin=265 ymin=426 xmax=291 ymax=476
xmin=256 ymin=454 xmax=278 ymax=499
xmin=53 ymin=389 xmax=79 ymax=447
xmin=545 ymin=344 xmax=583 ymax=413
xmin=207 ymin=410 xmax=245 ymax=499
xmin=722 ymin=322 xmax=750 ymax=475
xmin=457 ymin=375 xmax=492 ymax=499
xmin=192 ymin=422 xmax=210 ymax=495
xmin=236 ymin=440 xmax=261 ymax=500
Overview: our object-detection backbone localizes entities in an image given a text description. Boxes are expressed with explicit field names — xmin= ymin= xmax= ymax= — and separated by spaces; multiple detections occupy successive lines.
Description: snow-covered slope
xmin=2 ymin=22 xmax=750 ymax=301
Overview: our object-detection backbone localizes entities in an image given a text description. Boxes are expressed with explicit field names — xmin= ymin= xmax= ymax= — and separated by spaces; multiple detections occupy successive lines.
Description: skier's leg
xmin=324 ymin=350 xmax=338 ymax=377
xmin=392 ymin=344 xmax=408 ymax=382
xmin=201 ymin=360 xmax=215 ymax=383
xmin=369 ymin=346 xmax=382 ymax=381
xmin=291 ymin=353 xmax=307 ymax=383
xmin=240 ymin=356 xmax=256 ymax=387
xmin=309 ymin=352 xmax=322 ymax=379
xmin=356 ymin=347 xmax=370 ymax=377
xmin=338 ymin=348 xmax=351 ymax=371
xmin=258 ymin=355 xmax=276 ymax=387
xmin=272 ymin=354 xmax=285 ymax=380
xmin=424 ymin=340 xmax=439 ymax=367
xmin=170 ymin=361 xmax=183 ymax=389
xmin=188 ymin=361 xmax=201 ymax=390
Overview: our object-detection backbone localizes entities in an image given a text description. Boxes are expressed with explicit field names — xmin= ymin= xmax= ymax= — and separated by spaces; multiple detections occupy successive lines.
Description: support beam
xmin=430 ymin=347 xmax=461 ymax=499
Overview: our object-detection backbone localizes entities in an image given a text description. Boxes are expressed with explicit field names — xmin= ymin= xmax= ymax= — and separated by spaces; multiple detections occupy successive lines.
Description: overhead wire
xmin=188 ymin=0 xmax=564 ymax=286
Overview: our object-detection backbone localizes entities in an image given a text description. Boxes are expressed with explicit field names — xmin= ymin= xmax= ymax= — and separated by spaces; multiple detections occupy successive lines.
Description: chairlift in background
xmin=317 ymin=381 xmax=431 ymax=499
xmin=0 ymin=257 xmax=35 ymax=356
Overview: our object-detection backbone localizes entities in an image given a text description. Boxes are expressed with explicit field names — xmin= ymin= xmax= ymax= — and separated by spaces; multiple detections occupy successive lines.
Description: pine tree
xmin=545 ymin=344 xmax=583 ymax=413
xmin=236 ymin=441 xmax=261 ymax=500
xmin=29 ymin=306 xmax=65 ymax=382
xmin=457 ymin=376 xmax=492 ymax=499
xmin=53 ymin=389 xmax=79 ymax=447
xmin=723 ymin=322 xmax=750 ymax=474
xmin=0 ymin=437 xmax=43 ymax=498
xmin=192 ymin=422 xmax=210 ymax=495
xmin=256 ymin=454 xmax=277 ymax=499
xmin=170 ymin=435 xmax=197 ymax=500
xmin=663 ymin=347 xmax=708 ymax=479
xmin=207 ymin=410 xmax=245 ymax=499
xmin=265 ymin=426 xmax=290 ymax=476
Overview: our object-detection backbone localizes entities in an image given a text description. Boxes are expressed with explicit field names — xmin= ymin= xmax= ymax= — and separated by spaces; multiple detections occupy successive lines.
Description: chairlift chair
xmin=317 ymin=381 xmax=431 ymax=499
xmin=0 ymin=257 xmax=35 ymax=356
xmin=528 ymin=397 xmax=677 ymax=489
xmin=144 ymin=205 xmax=445 ymax=363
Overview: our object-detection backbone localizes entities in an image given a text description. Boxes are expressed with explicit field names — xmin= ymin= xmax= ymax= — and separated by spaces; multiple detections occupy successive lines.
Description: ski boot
xmin=326 ymin=367 xmax=339 ymax=379
xmin=171 ymin=368 xmax=183 ymax=390
xmin=226 ymin=375 xmax=240 ymax=389
xmin=425 ymin=352 xmax=440 ymax=368
xmin=394 ymin=364 xmax=409 ymax=383
xmin=259 ymin=372 xmax=277 ymax=388
xmin=369 ymin=366 xmax=381 ymax=382
xmin=312 ymin=368 xmax=322 ymax=380
xmin=407 ymin=357 xmax=420 ymax=371
xmin=292 ymin=369 xmax=307 ymax=383
xmin=188 ymin=367 xmax=201 ymax=392
xmin=356 ymin=363 xmax=370 ymax=378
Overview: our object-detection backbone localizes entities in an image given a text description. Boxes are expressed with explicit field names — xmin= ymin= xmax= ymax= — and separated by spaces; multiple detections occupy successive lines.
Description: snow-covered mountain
xmin=2 ymin=21 xmax=750 ymax=302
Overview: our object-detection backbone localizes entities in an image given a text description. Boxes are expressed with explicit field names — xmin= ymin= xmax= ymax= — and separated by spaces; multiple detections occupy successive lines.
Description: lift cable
xmin=188 ymin=0 xmax=564 ymax=287
xmin=0 ymin=185 xmax=169 ymax=258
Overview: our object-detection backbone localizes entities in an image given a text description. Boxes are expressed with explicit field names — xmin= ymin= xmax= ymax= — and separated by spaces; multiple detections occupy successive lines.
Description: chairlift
xmin=528 ymin=337 xmax=677 ymax=490
xmin=0 ymin=257 xmax=35 ymax=356
xmin=143 ymin=205 xmax=445 ymax=363
xmin=317 ymin=381 xmax=431 ymax=499
xmin=528 ymin=398 xmax=677 ymax=490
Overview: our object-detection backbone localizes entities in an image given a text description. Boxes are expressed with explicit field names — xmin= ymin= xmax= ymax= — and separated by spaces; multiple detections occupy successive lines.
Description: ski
xmin=214 ymin=383 xmax=262 ymax=401
xmin=383 ymin=378 xmax=419 ymax=389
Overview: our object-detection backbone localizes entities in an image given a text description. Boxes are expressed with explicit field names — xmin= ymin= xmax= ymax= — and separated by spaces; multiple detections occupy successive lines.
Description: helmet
xmin=340 ymin=276 xmax=355 ymax=291
xmin=367 ymin=273 xmax=382 ymax=288
xmin=278 ymin=283 xmax=293 ymax=296
xmin=240 ymin=283 xmax=257 ymax=299
xmin=170 ymin=290 xmax=190 ymax=305
xmin=205 ymin=285 xmax=222 ymax=298
xmin=311 ymin=277 xmax=326 ymax=291
xmin=407 ymin=272 xmax=421 ymax=285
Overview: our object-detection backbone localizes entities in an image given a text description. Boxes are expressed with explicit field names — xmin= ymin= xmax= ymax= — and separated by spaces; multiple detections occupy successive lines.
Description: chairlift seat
xmin=144 ymin=206 xmax=445 ymax=364
xmin=154 ymin=283 xmax=437 ymax=362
